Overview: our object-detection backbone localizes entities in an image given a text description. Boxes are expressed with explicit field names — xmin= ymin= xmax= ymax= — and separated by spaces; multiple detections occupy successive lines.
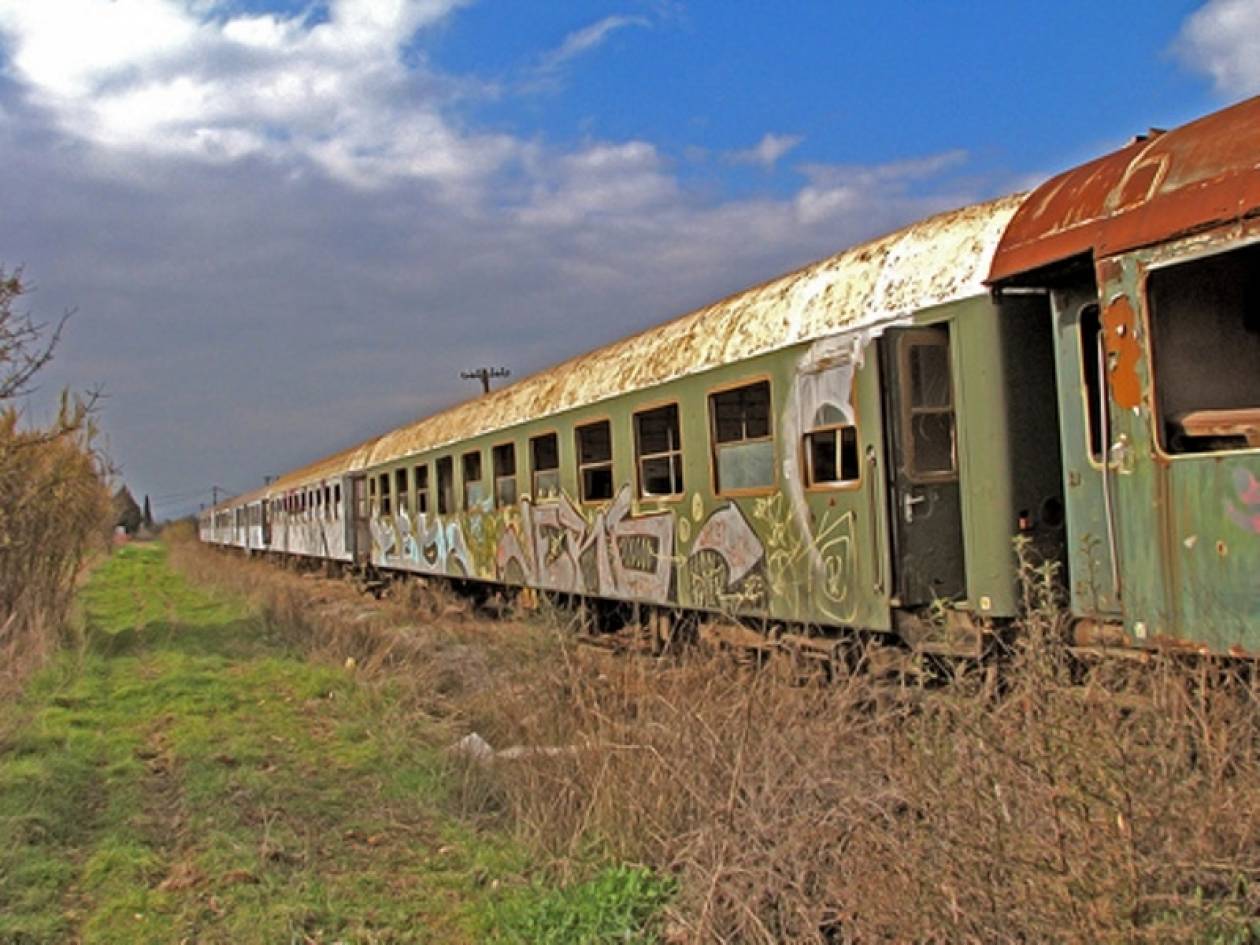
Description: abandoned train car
xmin=201 ymin=94 xmax=1260 ymax=657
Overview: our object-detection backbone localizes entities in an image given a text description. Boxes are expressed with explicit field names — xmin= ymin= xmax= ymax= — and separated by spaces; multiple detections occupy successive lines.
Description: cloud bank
xmin=0 ymin=0 xmax=988 ymax=513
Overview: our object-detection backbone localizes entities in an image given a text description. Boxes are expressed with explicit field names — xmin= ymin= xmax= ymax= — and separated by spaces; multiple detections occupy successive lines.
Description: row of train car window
xmin=272 ymin=483 xmax=343 ymax=520
xmin=369 ymin=379 xmax=861 ymax=516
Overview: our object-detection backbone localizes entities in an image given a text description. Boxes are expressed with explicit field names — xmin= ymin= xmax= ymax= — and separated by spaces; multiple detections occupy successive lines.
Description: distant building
xmin=112 ymin=486 xmax=143 ymax=536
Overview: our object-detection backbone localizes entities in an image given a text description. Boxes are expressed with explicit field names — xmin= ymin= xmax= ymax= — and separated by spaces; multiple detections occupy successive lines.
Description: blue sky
xmin=0 ymin=0 xmax=1256 ymax=516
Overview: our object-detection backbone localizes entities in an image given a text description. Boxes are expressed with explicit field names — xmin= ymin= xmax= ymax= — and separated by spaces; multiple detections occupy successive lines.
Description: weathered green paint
xmin=1049 ymin=283 xmax=1123 ymax=618
xmin=1091 ymin=227 xmax=1260 ymax=653
xmin=354 ymin=291 xmax=1064 ymax=638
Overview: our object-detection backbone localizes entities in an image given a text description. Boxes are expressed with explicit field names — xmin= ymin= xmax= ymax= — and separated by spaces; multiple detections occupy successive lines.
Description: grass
xmin=0 ymin=543 xmax=672 ymax=944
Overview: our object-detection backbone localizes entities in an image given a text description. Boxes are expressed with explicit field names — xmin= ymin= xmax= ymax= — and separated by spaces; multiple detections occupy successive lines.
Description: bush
xmin=0 ymin=268 xmax=111 ymax=693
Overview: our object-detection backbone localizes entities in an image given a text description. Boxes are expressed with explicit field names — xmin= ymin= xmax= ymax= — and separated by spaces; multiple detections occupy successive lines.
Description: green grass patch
xmin=0 ymin=543 xmax=671 ymax=944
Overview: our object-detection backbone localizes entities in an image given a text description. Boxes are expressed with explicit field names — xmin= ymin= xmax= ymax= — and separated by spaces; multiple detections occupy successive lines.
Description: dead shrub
xmin=0 ymin=268 xmax=112 ymax=693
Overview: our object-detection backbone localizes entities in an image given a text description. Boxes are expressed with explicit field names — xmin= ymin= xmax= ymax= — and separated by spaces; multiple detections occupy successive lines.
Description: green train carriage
xmin=202 ymin=94 xmax=1260 ymax=658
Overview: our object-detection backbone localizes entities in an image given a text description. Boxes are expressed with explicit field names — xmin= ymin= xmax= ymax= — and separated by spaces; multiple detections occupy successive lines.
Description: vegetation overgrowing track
xmin=175 ymin=537 xmax=1260 ymax=944
xmin=0 ymin=542 xmax=674 ymax=945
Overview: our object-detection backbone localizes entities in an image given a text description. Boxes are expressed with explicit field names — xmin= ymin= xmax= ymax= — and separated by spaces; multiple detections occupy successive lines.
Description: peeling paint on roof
xmin=366 ymin=194 xmax=1024 ymax=469
xmin=210 ymin=193 xmax=1023 ymax=511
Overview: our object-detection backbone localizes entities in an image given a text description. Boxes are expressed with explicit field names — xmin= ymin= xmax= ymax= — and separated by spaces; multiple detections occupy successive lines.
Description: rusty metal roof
xmin=989 ymin=95 xmax=1260 ymax=283
xmin=365 ymin=193 xmax=1024 ymax=469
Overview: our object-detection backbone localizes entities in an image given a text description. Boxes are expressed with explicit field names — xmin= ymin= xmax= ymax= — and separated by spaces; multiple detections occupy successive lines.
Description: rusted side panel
xmin=990 ymin=95 xmax=1260 ymax=283
xmin=365 ymin=195 xmax=1023 ymax=470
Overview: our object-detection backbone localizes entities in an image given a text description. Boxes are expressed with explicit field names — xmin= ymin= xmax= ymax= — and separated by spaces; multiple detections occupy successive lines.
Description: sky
xmin=1 ymin=0 xmax=1258 ymax=518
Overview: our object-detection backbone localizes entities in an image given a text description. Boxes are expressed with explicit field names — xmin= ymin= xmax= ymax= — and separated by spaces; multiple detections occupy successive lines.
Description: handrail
xmin=866 ymin=444 xmax=885 ymax=595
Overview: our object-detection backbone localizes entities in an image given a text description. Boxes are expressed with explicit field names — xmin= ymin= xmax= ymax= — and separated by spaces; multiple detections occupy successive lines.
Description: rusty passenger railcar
xmin=201 ymin=95 xmax=1260 ymax=657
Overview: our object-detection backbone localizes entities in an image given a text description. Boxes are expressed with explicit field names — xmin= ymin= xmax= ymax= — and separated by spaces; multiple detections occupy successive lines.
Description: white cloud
xmin=0 ymin=2 xmax=992 ymax=507
xmin=538 ymin=14 xmax=649 ymax=72
xmin=1176 ymin=0 xmax=1260 ymax=95
xmin=0 ymin=0 xmax=496 ymax=187
xmin=729 ymin=132 xmax=803 ymax=169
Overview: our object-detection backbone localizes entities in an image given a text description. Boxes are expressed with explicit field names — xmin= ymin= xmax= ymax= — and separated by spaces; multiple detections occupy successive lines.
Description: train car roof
xmin=989 ymin=94 xmax=1260 ymax=284
xmin=364 ymin=192 xmax=1024 ymax=470
xmin=210 ymin=191 xmax=1023 ymax=510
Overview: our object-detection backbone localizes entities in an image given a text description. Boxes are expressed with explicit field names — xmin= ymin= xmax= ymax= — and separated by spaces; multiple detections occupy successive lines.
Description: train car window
xmin=903 ymin=339 xmax=956 ymax=478
xmin=634 ymin=404 xmax=684 ymax=497
xmin=576 ymin=420 xmax=614 ymax=502
xmin=710 ymin=380 xmax=774 ymax=493
xmin=493 ymin=443 xmax=517 ymax=508
xmin=414 ymin=464 xmax=429 ymax=515
xmin=530 ymin=432 xmax=560 ymax=498
xmin=395 ymin=468 xmax=409 ymax=517
xmin=1078 ymin=304 xmax=1104 ymax=461
xmin=1148 ymin=241 xmax=1260 ymax=453
xmin=436 ymin=456 xmax=454 ymax=514
xmin=368 ymin=477 xmax=378 ymax=514
xmin=333 ymin=483 xmax=341 ymax=516
xmin=804 ymin=404 xmax=859 ymax=486
xmin=323 ymin=485 xmax=332 ymax=518
xmin=379 ymin=471 xmax=392 ymax=516
xmin=462 ymin=451 xmax=485 ymax=508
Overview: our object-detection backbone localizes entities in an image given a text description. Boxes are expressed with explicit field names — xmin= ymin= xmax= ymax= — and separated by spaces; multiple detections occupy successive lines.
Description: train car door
xmin=348 ymin=474 xmax=371 ymax=566
xmin=881 ymin=325 xmax=966 ymax=605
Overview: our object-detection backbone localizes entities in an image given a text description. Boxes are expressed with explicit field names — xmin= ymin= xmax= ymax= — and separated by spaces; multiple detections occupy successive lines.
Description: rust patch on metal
xmin=1101 ymin=295 xmax=1142 ymax=409
xmin=989 ymin=94 xmax=1260 ymax=282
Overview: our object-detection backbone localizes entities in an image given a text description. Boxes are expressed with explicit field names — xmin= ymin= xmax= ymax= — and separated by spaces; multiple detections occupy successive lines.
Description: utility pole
xmin=212 ymin=485 xmax=221 ymax=508
xmin=461 ymin=366 xmax=510 ymax=394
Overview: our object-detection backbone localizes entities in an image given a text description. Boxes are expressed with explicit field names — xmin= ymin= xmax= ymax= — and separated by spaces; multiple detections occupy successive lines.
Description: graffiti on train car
xmin=1227 ymin=468 xmax=1260 ymax=536
xmin=495 ymin=486 xmax=676 ymax=599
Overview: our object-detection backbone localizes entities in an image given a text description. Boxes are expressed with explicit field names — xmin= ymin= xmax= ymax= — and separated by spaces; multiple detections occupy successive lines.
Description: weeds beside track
xmin=0 ymin=542 xmax=673 ymax=944
xmin=167 ymin=532 xmax=1260 ymax=944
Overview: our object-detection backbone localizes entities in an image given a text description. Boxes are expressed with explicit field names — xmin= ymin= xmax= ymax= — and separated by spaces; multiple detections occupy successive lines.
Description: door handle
xmin=902 ymin=492 xmax=927 ymax=524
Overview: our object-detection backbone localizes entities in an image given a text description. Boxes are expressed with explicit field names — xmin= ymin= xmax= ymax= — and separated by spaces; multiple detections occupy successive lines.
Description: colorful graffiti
xmin=496 ymin=485 xmax=677 ymax=602
xmin=1227 ymin=467 xmax=1260 ymax=535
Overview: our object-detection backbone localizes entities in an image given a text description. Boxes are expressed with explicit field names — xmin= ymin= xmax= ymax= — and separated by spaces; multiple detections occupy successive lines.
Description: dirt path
xmin=0 ymin=543 xmax=539 ymax=944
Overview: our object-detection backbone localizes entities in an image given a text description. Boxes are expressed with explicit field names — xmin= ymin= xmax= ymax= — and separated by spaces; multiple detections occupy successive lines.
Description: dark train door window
xmin=710 ymin=379 xmax=774 ymax=494
xmin=462 ymin=450 xmax=485 ymax=508
xmin=530 ymin=432 xmax=560 ymax=498
xmin=333 ymin=483 xmax=342 ymax=517
xmin=414 ymin=463 xmax=429 ymax=515
xmin=436 ymin=456 xmax=454 ymax=515
xmin=901 ymin=335 xmax=956 ymax=480
xmin=493 ymin=443 xmax=517 ymax=508
xmin=634 ymin=403 xmax=684 ymax=497
xmin=1147 ymin=241 xmax=1260 ymax=453
xmin=1077 ymin=303 xmax=1104 ymax=462
xmin=576 ymin=420 xmax=614 ymax=502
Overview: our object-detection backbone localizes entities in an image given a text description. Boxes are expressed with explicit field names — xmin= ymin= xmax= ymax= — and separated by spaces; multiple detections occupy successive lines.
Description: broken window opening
xmin=414 ymin=464 xmax=429 ymax=516
xmin=395 ymin=468 xmax=409 ymax=517
xmin=493 ymin=443 xmax=517 ymax=508
xmin=576 ymin=420 xmax=614 ymax=502
xmin=1149 ymin=241 xmax=1260 ymax=453
xmin=378 ymin=472 xmax=391 ymax=516
xmin=531 ymin=432 xmax=560 ymax=499
xmin=436 ymin=456 xmax=454 ymax=515
xmin=1078 ymin=303 xmax=1104 ymax=462
xmin=635 ymin=403 xmax=684 ymax=497
xmin=462 ymin=451 xmax=485 ymax=509
xmin=805 ymin=403 xmax=860 ymax=486
xmin=710 ymin=380 xmax=774 ymax=493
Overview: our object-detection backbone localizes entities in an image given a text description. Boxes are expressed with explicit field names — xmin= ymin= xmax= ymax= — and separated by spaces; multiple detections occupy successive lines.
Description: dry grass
xmin=170 ymin=533 xmax=1260 ymax=944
